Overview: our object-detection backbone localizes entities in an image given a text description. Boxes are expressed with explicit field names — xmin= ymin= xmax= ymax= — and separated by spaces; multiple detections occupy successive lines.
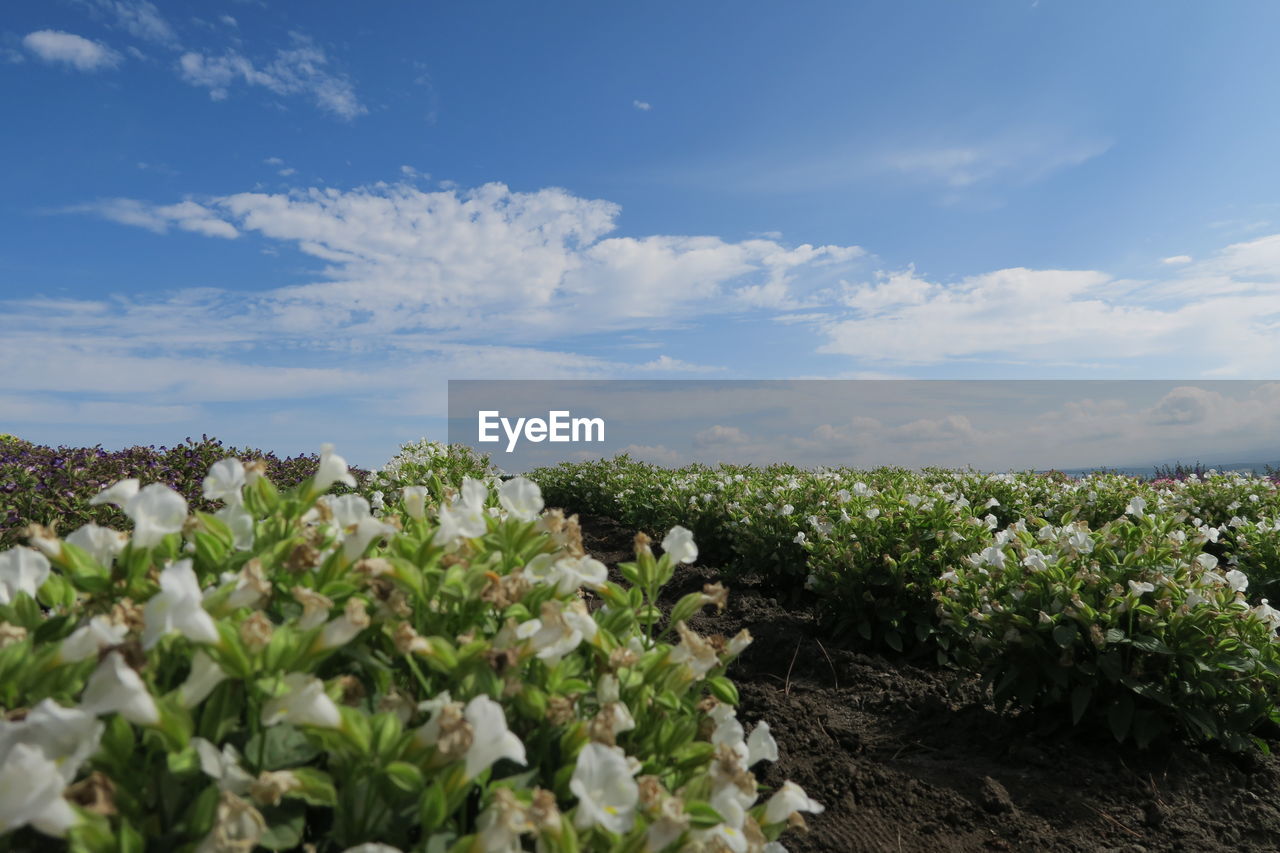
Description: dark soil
xmin=573 ymin=510 xmax=1280 ymax=853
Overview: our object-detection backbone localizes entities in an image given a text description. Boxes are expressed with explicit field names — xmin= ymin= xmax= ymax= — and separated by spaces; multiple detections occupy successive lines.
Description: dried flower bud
xmin=546 ymin=695 xmax=576 ymax=726
xmin=239 ymin=612 xmax=274 ymax=652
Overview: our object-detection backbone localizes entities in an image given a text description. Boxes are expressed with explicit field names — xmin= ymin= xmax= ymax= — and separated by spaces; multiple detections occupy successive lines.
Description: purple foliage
xmin=0 ymin=434 xmax=369 ymax=547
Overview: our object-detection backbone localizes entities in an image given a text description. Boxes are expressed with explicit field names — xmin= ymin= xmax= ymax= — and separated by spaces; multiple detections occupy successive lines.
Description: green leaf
xmin=244 ymin=724 xmax=320 ymax=771
xmin=1070 ymin=684 xmax=1091 ymax=725
xmin=1108 ymin=694 xmax=1134 ymax=742
xmin=258 ymin=801 xmax=306 ymax=850
xmin=684 ymin=801 xmax=725 ymax=830
xmin=384 ymin=761 xmax=424 ymax=795
xmin=883 ymin=630 xmax=903 ymax=653
xmin=1127 ymin=634 xmax=1172 ymax=655
xmin=289 ymin=766 xmax=338 ymax=806
xmin=1052 ymin=623 xmax=1078 ymax=648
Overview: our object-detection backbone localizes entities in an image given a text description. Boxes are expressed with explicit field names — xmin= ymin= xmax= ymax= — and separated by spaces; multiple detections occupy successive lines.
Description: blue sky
xmin=4 ymin=1 xmax=1280 ymax=467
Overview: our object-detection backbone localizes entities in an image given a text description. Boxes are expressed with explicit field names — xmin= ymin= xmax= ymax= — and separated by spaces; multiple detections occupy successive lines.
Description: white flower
xmin=0 ymin=699 xmax=103 ymax=784
xmin=192 ymin=737 xmax=253 ymax=796
xmin=124 ymin=483 xmax=189 ymax=548
xmin=89 ymin=478 xmax=140 ymax=509
xmin=516 ymin=600 xmax=597 ymax=665
xmin=369 ymin=490 xmax=385 ymax=512
xmin=179 ymin=651 xmax=230 ymax=709
xmin=214 ymin=504 xmax=256 ymax=552
xmin=313 ymin=444 xmax=357 ymax=495
xmin=434 ymin=481 xmax=489 ymax=545
xmin=1225 ymin=569 xmax=1249 ymax=593
xmin=1128 ymin=580 xmax=1155 ymax=596
xmin=763 ymin=781 xmax=824 ymax=825
xmin=342 ymin=516 xmax=396 ymax=563
xmin=65 ymin=523 xmax=128 ymax=568
xmin=661 ymin=526 xmax=698 ymax=564
xmin=546 ymin=555 xmax=608 ymax=595
xmin=80 ymin=652 xmax=160 ymax=726
xmin=203 ymin=459 xmax=246 ymax=506
xmin=1066 ymin=529 xmax=1094 ymax=555
xmin=402 ymin=486 xmax=429 ymax=521
xmin=476 ymin=788 xmax=531 ymax=853
xmin=793 ymin=531 xmax=806 ymax=545
xmin=1254 ymin=599 xmax=1280 ymax=632
xmin=669 ymin=622 xmax=719 ymax=680
xmin=143 ymin=560 xmax=220 ymax=649
xmin=316 ymin=598 xmax=371 ymax=651
xmin=261 ymin=674 xmax=342 ymax=729
xmin=979 ymin=546 xmax=1006 ymax=570
xmin=1021 ymin=549 xmax=1049 ymax=572
xmin=780 ymin=504 xmax=795 ymax=517
xmin=570 ymin=743 xmax=639 ymax=835
xmin=196 ymin=791 xmax=266 ymax=853
xmin=498 ymin=478 xmax=544 ymax=522
xmin=1125 ymin=496 xmax=1146 ymax=517
xmin=0 ymin=743 xmax=80 ymax=837
xmin=59 ymin=615 xmax=128 ymax=663
xmin=747 ymin=721 xmax=778 ymax=766
xmin=463 ymin=696 xmax=527 ymax=780
xmin=0 ymin=547 xmax=51 ymax=605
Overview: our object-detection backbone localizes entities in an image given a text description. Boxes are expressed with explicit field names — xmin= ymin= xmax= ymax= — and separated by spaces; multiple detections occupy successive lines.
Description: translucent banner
xmin=447 ymin=379 xmax=1280 ymax=474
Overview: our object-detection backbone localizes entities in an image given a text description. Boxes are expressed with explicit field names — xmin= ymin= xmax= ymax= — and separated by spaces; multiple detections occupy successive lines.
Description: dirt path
xmin=574 ymin=511 xmax=1280 ymax=853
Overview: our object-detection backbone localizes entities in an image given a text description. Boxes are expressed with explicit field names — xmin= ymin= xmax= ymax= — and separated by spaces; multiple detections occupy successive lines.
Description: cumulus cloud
xmin=179 ymin=34 xmax=365 ymax=119
xmin=23 ymin=30 xmax=122 ymax=71
xmin=69 ymin=181 xmax=862 ymax=341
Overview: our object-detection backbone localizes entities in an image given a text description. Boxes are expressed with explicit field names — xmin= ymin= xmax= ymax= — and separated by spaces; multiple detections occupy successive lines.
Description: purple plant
xmin=0 ymin=434 xmax=369 ymax=547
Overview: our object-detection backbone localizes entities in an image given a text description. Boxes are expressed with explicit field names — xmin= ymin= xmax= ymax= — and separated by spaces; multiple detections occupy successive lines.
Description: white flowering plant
xmin=935 ymin=512 xmax=1280 ymax=751
xmin=0 ymin=446 xmax=822 ymax=852
xmin=365 ymin=439 xmax=502 ymax=520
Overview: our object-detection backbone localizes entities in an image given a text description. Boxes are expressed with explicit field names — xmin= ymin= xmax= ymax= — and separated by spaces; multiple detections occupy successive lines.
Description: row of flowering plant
xmin=529 ymin=456 xmax=1280 ymax=749
xmin=0 ymin=445 xmax=821 ymax=851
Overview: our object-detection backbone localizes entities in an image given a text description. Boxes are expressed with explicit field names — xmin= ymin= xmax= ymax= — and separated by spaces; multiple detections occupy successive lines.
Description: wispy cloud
xmin=23 ymin=30 xmax=122 ymax=71
xmin=92 ymin=0 xmax=178 ymax=46
xmin=632 ymin=99 xmax=651 ymax=111
xmin=178 ymin=33 xmax=365 ymax=119
xmin=674 ymin=126 xmax=1110 ymax=198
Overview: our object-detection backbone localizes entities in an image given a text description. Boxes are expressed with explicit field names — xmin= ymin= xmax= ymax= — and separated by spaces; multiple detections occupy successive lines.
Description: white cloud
xmin=68 ymin=198 xmax=239 ymax=238
xmin=23 ymin=30 xmax=122 ymax=71
xmin=264 ymin=157 xmax=285 ymax=166
xmin=179 ymin=34 xmax=365 ymax=119
xmin=93 ymin=0 xmax=178 ymax=46
xmin=72 ymin=181 xmax=862 ymax=343
xmin=617 ymin=444 xmax=681 ymax=465
xmin=883 ymin=134 xmax=1111 ymax=190
xmin=1162 ymin=255 xmax=1192 ymax=265
xmin=220 ymin=15 xmax=238 ymax=27
xmin=636 ymin=355 xmax=724 ymax=373
xmin=632 ymin=99 xmax=651 ymax=111
xmin=694 ymin=425 xmax=749 ymax=447
xmin=278 ymin=168 xmax=296 ymax=177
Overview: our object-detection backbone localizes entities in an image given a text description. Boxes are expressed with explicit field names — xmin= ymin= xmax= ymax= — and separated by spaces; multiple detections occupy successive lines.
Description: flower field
xmin=7 ymin=437 xmax=1280 ymax=851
